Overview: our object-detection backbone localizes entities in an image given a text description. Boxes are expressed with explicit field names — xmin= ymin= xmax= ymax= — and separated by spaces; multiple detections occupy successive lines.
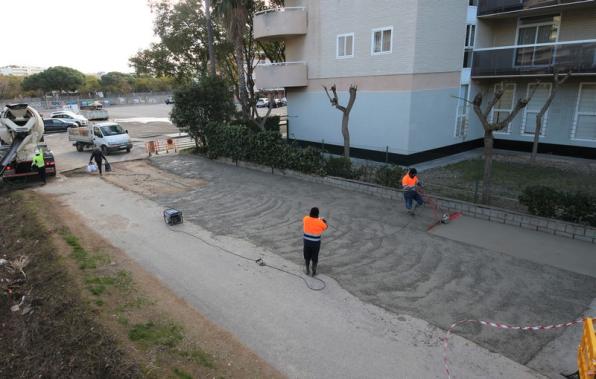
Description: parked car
xmin=256 ymin=98 xmax=270 ymax=108
xmin=43 ymin=118 xmax=78 ymax=133
xmin=280 ymin=97 xmax=287 ymax=106
xmin=49 ymin=110 xmax=89 ymax=126
xmin=165 ymin=96 xmax=175 ymax=105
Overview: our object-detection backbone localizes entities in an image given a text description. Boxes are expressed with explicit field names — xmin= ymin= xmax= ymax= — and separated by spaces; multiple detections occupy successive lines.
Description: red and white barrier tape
xmin=442 ymin=317 xmax=584 ymax=379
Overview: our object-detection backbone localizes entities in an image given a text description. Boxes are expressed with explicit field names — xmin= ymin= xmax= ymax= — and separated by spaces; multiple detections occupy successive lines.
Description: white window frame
xmin=490 ymin=82 xmax=517 ymax=134
xmin=522 ymin=82 xmax=552 ymax=137
xmin=465 ymin=24 xmax=476 ymax=48
xmin=571 ymin=82 xmax=596 ymax=141
xmin=454 ymin=84 xmax=470 ymax=138
xmin=513 ymin=15 xmax=560 ymax=67
xmin=371 ymin=26 xmax=393 ymax=56
xmin=336 ymin=33 xmax=355 ymax=59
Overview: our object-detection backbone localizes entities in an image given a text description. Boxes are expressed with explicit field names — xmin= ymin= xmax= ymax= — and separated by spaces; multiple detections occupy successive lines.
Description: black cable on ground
xmin=167 ymin=225 xmax=326 ymax=291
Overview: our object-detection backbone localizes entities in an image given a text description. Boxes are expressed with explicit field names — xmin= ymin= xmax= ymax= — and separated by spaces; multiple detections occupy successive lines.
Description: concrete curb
xmin=212 ymin=156 xmax=596 ymax=244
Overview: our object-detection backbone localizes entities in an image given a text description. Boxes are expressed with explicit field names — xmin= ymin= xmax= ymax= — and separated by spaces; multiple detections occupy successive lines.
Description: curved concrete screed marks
xmin=38 ymin=174 xmax=544 ymax=379
xmin=149 ymin=155 xmax=596 ymax=369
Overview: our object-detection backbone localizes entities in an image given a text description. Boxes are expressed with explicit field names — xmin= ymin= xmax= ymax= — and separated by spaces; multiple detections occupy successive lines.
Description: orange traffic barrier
xmin=579 ymin=318 xmax=596 ymax=379
xmin=145 ymin=140 xmax=158 ymax=156
xmin=165 ymin=138 xmax=176 ymax=153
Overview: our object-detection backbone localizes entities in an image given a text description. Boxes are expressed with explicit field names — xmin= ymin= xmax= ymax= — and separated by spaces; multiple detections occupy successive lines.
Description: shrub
xmin=325 ymin=157 xmax=356 ymax=179
xmin=519 ymin=185 xmax=596 ymax=226
xmin=170 ymin=77 xmax=235 ymax=147
xmin=374 ymin=165 xmax=406 ymax=188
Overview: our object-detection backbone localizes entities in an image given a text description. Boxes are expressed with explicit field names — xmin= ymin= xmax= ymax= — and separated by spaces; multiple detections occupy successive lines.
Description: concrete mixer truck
xmin=0 ymin=104 xmax=56 ymax=180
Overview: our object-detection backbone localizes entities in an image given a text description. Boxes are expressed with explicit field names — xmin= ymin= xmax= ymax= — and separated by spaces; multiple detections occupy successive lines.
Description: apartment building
xmin=253 ymin=0 xmax=596 ymax=164
xmin=0 ymin=65 xmax=45 ymax=76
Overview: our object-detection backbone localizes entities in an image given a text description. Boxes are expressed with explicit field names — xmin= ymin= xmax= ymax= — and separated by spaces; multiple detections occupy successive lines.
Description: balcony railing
xmin=254 ymin=62 xmax=307 ymax=89
xmin=472 ymin=39 xmax=596 ymax=77
xmin=477 ymin=0 xmax=596 ymax=16
xmin=254 ymin=7 xmax=307 ymax=40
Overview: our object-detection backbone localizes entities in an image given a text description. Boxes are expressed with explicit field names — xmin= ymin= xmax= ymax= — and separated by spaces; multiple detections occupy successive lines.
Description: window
xmin=371 ymin=26 xmax=392 ymax=55
xmin=93 ymin=127 xmax=102 ymax=138
xmin=515 ymin=15 xmax=560 ymax=66
xmin=455 ymin=84 xmax=470 ymax=138
xmin=522 ymin=83 xmax=551 ymax=136
xmin=490 ymin=82 xmax=516 ymax=134
xmin=572 ymin=83 xmax=596 ymax=141
xmin=337 ymin=33 xmax=354 ymax=59
xmin=469 ymin=0 xmax=478 ymax=5
xmin=465 ymin=25 xmax=476 ymax=48
xmin=463 ymin=24 xmax=475 ymax=68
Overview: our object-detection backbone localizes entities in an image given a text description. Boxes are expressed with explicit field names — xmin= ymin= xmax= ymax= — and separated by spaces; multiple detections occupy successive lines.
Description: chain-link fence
xmin=1 ymin=92 xmax=172 ymax=110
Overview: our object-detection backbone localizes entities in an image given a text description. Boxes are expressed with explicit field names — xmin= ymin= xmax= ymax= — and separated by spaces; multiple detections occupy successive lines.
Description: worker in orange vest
xmin=402 ymin=168 xmax=424 ymax=215
xmin=303 ymin=207 xmax=328 ymax=277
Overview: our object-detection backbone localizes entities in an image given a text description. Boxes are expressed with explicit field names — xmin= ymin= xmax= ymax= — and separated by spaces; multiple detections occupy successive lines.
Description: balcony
xmin=472 ymin=40 xmax=596 ymax=77
xmin=254 ymin=7 xmax=307 ymax=40
xmin=478 ymin=0 xmax=596 ymax=17
xmin=254 ymin=62 xmax=307 ymax=89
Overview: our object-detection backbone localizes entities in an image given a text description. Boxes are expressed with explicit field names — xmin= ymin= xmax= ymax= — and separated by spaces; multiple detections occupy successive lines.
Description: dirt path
xmin=38 ymin=167 xmax=545 ymax=378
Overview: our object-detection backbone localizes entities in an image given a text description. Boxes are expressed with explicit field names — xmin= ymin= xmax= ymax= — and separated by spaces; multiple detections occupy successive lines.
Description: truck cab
xmin=92 ymin=122 xmax=132 ymax=155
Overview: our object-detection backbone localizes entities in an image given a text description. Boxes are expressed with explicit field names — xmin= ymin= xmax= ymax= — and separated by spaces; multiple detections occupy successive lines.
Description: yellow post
xmin=579 ymin=318 xmax=596 ymax=379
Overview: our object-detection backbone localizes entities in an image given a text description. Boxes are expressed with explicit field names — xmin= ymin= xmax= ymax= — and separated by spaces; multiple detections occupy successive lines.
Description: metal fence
xmin=1 ymin=92 xmax=173 ymax=111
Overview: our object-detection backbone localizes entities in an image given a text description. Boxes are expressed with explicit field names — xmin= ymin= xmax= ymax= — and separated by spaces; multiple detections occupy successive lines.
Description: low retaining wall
xmin=214 ymin=157 xmax=596 ymax=244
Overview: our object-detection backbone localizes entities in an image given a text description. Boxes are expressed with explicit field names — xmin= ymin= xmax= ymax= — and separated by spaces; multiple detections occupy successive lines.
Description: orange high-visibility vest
xmin=303 ymin=216 xmax=328 ymax=242
xmin=402 ymin=174 xmax=418 ymax=189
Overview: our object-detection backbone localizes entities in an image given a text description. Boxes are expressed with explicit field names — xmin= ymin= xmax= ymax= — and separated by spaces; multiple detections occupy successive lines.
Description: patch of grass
xmin=178 ymin=348 xmax=215 ymax=369
xmin=173 ymin=368 xmax=193 ymax=379
xmin=85 ymin=275 xmax=116 ymax=296
xmin=117 ymin=314 xmax=129 ymax=326
xmin=128 ymin=322 xmax=183 ymax=348
xmin=61 ymin=232 xmax=109 ymax=270
xmin=95 ymin=299 xmax=104 ymax=307
xmin=114 ymin=270 xmax=133 ymax=290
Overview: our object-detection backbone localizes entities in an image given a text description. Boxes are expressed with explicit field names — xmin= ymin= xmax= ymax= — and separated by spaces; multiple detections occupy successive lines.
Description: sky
xmin=0 ymin=0 xmax=158 ymax=74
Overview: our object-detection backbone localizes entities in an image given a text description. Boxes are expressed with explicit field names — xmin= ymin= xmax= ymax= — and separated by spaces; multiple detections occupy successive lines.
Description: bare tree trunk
xmin=205 ymin=0 xmax=217 ymax=78
xmin=323 ymin=84 xmax=357 ymax=158
xmin=341 ymin=112 xmax=350 ymax=158
xmin=482 ymin=130 xmax=494 ymax=204
xmin=531 ymin=113 xmax=543 ymax=161
xmin=530 ymin=71 xmax=569 ymax=162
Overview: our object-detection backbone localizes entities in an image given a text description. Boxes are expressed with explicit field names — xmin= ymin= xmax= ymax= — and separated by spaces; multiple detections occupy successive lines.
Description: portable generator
xmin=163 ymin=208 xmax=183 ymax=225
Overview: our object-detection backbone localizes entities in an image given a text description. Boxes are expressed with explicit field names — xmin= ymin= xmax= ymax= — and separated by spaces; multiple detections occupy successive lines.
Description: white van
xmin=68 ymin=122 xmax=132 ymax=154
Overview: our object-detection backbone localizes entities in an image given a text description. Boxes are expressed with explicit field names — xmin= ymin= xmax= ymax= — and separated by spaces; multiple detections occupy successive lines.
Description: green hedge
xmin=519 ymin=185 xmax=596 ymax=226
xmin=204 ymin=123 xmax=326 ymax=175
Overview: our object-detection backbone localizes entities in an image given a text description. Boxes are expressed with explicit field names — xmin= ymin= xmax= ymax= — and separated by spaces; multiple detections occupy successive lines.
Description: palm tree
xmin=215 ymin=0 xmax=250 ymax=117
xmin=204 ymin=0 xmax=217 ymax=77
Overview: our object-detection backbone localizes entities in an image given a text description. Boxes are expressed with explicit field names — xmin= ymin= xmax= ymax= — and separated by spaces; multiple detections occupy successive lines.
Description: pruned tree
xmin=530 ymin=70 xmax=570 ymax=162
xmin=323 ymin=84 xmax=357 ymax=158
xmin=205 ymin=0 xmax=217 ymax=78
xmin=472 ymin=83 xmax=538 ymax=203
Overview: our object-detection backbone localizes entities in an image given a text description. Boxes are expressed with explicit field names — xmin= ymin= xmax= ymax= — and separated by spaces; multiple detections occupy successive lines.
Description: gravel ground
xmin=150 ymin=154 xmax=596 ymax=370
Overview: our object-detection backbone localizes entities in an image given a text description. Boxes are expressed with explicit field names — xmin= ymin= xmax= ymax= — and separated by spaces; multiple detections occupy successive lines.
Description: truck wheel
xmin=126 ymin=147 xmax=131 ymax=153
xmin=76 ymin=143 xmax=84 ymax=152
xmin=101 ymin=145 xmax=109 ymax=156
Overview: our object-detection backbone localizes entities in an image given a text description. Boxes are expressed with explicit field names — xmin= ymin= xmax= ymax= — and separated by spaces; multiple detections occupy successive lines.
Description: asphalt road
xmin=43 ymin=104 xmax=180 ymax=172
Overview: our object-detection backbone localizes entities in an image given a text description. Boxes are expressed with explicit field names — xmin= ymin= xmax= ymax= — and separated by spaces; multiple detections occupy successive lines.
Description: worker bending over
xmin=303 ymin=207 xmax=328 ymax=277
xmin=402 ymin=168 xmax=423 ymax=215
xmin=31 ymin=150 xmax=46 ymax=185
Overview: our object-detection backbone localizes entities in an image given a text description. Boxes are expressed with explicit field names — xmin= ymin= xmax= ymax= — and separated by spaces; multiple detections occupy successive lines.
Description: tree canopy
xmin=21 ymin=66 xmax=85 ymax=93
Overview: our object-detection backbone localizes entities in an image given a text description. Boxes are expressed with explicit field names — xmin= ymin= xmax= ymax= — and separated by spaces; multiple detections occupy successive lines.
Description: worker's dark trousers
xmin=303 ymin=239 xmax=321 ymax=269
xmin=94 ymin=158 xmax=103 ymax=175
xmin=37 ymin=166 xmax=46 ymax=184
